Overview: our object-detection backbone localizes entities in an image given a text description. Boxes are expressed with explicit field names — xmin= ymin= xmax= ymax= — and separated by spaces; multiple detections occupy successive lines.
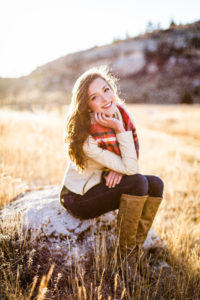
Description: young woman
xmin=60 ymin=66 xmax=164 ymax=268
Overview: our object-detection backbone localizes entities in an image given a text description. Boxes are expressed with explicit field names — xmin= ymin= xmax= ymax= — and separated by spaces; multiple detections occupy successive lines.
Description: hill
xmin=0 ymin=21 xmax=200 ymax=106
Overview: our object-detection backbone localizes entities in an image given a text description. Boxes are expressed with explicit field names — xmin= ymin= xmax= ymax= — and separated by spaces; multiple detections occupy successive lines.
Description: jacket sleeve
xmin=83 ymin=131 xmax=139 ymax=175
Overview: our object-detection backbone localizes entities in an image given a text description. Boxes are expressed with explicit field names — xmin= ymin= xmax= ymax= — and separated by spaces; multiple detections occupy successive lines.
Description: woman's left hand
xmin=94 ymin=112 xmax=125 ymax=133
xmin=105 ymin=170 xmax=123 ymax=188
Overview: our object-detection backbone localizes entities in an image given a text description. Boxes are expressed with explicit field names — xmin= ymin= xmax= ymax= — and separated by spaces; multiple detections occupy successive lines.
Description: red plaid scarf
xmin=90 ymin=105 xmax=139 ymax=159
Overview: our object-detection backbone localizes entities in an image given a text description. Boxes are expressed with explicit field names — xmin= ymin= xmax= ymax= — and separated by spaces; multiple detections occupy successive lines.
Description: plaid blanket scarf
xmin=90 ymin=105 xmax=139 ymax=160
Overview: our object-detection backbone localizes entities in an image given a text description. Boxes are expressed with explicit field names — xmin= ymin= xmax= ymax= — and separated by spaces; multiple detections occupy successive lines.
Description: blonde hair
xmin=65 ymin=65 xmax=122 ymax=172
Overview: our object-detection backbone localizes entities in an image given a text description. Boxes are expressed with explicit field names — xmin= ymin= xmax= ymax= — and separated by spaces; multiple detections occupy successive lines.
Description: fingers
xmin=94 ymin=112 xmax=119 ymax=131
xmin=94 ymin=112 xmax=123 ymax=132
xmin=98 ymin=112 xmax=106 ymax=124
xmin=108 ymin=172 xmax=122 ymax=188
xmin=105 ymin=171 xmax=123 ymax=188
xmin=94 ymin=112 xmax=109 ymax=126
xmin=105 ymin=171 xmax=114 ymax=188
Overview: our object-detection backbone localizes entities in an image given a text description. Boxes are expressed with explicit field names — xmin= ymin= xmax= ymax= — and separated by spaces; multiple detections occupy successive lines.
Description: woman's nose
xmin=101 ymin=94 xmax=109 ymax=101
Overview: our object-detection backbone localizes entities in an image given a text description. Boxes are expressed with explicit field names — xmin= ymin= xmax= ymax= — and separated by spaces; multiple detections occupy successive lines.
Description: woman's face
xmin=87 ymin=77 xmax=117 ymax=116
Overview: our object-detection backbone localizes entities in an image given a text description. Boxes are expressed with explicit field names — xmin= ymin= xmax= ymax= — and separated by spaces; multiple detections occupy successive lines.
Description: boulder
xmin=0 ymin=186 xmax=167 ymax=268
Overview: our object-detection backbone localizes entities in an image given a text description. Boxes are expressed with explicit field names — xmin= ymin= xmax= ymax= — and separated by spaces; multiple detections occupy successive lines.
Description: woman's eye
xmin=104 ymin=87 xmax=109 ymax=92
xmin=91 ymin=96 xmax=96 ymax=101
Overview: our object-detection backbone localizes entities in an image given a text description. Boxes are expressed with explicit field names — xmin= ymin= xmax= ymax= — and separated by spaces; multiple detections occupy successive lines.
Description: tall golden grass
xmin=0 ymin=104 xmax=200 ymax=299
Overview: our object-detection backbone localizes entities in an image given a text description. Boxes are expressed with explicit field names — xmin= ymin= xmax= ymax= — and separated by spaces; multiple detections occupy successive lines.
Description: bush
xmin=180 ymin=91 xmax=193 ymax=104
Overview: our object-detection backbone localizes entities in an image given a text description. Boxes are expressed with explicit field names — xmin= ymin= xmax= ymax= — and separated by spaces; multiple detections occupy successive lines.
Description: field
xmin=0 ymin=104 xmax=200 ymax=299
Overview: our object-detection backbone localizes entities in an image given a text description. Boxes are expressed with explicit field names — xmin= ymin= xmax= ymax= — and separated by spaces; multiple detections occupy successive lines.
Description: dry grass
xmin=0 ymin=106 xmax=67 ymax=208
xmin=0 ymin=104 xmax=200 ymax=299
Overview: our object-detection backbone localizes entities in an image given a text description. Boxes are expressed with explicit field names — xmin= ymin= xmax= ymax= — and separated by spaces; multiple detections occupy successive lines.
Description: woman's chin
xmin=104 ymin=107 xmax=117 ymax=117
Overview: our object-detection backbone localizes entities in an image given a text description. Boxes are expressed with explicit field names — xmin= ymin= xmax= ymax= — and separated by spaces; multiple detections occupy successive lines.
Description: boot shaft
xmin=117 ymin=194 xmax=148 ymax=254
xmin=136 ymin=196 xmax=162 ymax=246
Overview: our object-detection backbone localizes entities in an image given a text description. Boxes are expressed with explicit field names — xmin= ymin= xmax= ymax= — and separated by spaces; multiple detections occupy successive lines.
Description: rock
xmin=112 ymin=52 xmax=146 ymax=77
xmin=0 ymin=186 xmax=167 ymax=268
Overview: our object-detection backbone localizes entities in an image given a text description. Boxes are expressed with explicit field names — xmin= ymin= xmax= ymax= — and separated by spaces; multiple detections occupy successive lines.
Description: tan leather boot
xmin=136 ymin=196 xmax=162 ymax=246
xmin=117 ymin=194 xmax=148 ymax=269
xmin=135 ymin=196 xmax=162 ymax=274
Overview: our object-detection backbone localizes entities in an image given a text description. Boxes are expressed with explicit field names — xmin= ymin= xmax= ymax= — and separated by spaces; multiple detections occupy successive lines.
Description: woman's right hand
xmin=94 ymin=112 xmax=125 ymax=133
xmin=105 ymin=170 xmax=123 ymax=188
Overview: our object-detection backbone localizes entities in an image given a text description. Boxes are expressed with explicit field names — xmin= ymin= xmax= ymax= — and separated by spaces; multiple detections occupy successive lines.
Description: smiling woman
xmin=60 ymin=65 xmax=164 ymax=274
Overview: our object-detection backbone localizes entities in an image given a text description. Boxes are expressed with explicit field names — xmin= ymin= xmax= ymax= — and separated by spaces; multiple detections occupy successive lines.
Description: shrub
xmin=180 ymin=91 xmax=193 ymax=104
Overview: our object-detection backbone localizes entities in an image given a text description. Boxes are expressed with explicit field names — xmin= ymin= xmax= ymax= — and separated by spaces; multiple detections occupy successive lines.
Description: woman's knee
xmin=146 ymin=175 xmax=164 ymax=197
xmin=128 ymin=173 xmax=149 ymax=196
xmin=156 ymin=176 xmax=164 ymax=196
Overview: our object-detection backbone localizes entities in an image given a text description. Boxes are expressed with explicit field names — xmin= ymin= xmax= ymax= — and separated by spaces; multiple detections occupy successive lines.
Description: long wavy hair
xmin=65 ymin=65 xmax=122 ymax=172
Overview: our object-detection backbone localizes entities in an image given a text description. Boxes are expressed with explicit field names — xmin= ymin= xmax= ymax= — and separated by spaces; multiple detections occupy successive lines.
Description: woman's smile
xmin=102 ymin=101 xmax=112 ymax=109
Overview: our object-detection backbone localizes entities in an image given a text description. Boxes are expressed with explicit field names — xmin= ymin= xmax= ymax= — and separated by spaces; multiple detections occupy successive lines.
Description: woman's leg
xmin=136 ymin=175 xmax=164 ymax=246
xmin=145 ymin=175 xmax=164 ymax=197
xmin=62 ymin=173 xmax=149 ymax=219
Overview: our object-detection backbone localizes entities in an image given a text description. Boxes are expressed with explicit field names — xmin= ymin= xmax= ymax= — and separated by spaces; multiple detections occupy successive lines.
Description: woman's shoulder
xmin=83 ymin=135 xmax=98 ymax=152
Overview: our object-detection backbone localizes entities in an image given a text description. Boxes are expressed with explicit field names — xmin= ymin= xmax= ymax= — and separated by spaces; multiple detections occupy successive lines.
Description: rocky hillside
xmin=0 ymin=21 xmax=200 ymax=106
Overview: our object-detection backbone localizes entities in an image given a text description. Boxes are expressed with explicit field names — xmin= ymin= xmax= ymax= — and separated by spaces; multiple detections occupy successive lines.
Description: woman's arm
xmin=83 ymin=131 xmax=139 ymax=175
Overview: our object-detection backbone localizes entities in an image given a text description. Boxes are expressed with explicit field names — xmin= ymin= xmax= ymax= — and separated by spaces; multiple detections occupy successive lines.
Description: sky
xmin=0 ymin=0 xmax=200 ymax=78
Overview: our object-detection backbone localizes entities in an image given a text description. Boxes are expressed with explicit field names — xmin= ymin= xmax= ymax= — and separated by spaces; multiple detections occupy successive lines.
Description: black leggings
xmin=61 ymin=174 xmax=164 ymax=220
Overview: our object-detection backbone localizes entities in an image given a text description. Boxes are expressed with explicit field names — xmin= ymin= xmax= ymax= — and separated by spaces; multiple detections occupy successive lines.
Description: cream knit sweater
xmin=62 ymin=129 xmax=139 ymax=195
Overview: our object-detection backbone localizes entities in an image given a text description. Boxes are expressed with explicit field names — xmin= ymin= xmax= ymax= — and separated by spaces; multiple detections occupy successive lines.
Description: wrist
xmin=115 ymin=125 xmax=125 ymax=133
